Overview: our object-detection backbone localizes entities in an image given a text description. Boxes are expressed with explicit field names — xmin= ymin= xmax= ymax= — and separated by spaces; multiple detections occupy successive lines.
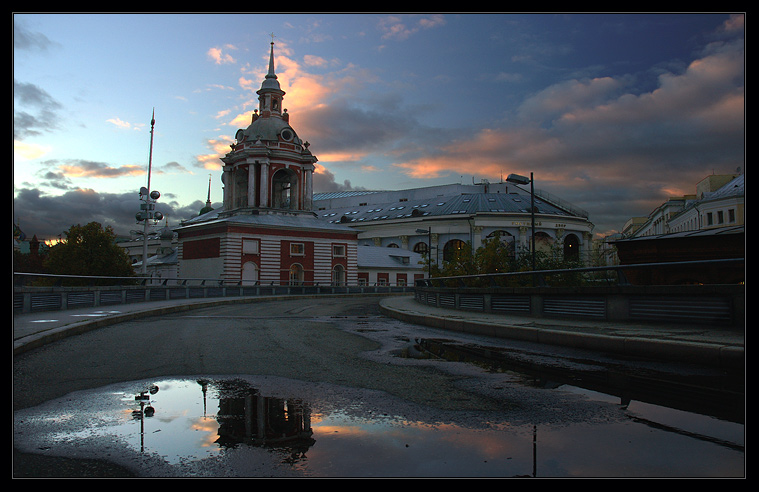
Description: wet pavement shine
xmin=13 ymin=294 xmax=745 ymax=478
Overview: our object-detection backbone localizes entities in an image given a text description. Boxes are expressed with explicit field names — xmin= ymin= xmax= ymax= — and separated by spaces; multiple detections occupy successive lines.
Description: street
xmin=13 ymin=296 xmax=745 ymax=478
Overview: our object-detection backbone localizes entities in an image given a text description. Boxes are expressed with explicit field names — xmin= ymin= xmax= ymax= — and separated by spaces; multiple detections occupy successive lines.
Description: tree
xmin=474 ymin=232 xmax=514 ymax=275
xmin=44 ymin=222 xmax=134 ymax=285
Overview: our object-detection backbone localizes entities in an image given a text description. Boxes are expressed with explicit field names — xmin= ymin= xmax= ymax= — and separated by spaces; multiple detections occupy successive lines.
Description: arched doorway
xmin=242 ymin=261 xmax=259 ymax=285
xmin=289 ymin=263 xmax=304 ymax=285
xmin=272 ymin=168 xmax=299 ymax=210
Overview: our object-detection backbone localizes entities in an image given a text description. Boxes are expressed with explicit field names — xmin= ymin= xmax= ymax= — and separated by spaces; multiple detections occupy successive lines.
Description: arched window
xmin=289 ymin=263 xmax=304 ymax=285
xmin=563 ymin=234 xmax=580 ymax=261
xmin=534 ymin=232 xmax=553 ymax=253
xmin=413 ymin=242 xmax=429 ymax=254
xmin=443 ymin=239 xmax=467 ymax=262
xmin=332 ymin=264 xmax=345 ymax=286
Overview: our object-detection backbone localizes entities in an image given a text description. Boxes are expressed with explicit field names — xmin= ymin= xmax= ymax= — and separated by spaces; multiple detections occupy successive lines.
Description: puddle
xmin=14 ymin=374 xmax=744 ymax=477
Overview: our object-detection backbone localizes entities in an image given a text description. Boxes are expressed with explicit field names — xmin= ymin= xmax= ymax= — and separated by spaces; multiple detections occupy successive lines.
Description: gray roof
xmin=704 ymin=173 xmax=744 ymax=200
xmin=612 ymin=224 xmax=744 ymax=243
xmin=316 ymin=192 xmax=582 ymax=225
xmin=357 ymin=245 xmax=424 ymax=270
xmin=178 ymin=209 xmax=356 ymax=234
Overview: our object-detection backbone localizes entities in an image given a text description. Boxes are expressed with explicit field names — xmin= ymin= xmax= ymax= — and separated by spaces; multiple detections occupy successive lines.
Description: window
xmin=243 ymin=238 xmax=259 ymax=255
xmin=332 ymin=244 xmax=346 ymax=257
xmin=332 ymin=264 xmax=345 ymax=286
xmin=290 ymin=243 xmax=305 ymax=255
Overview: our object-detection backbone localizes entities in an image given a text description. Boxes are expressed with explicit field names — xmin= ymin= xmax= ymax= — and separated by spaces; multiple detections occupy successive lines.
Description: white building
xmin=628 ymin=173 xmax=744 ymax=237
xmin=313 ymin=181 xmax=595 ymax=266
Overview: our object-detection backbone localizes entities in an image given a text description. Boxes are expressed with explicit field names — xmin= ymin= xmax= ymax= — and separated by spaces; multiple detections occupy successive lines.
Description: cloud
xmin=207 ymin=45 xmax=237 ymax=65
xmin=313 ymin=163 xmax=366 ymax=193
xmin=377 ymin=14 xmax=446 ymax=41
xmin=13 ymin=79 xmax=63 ymax=140
xmin=55 ymin=159 xmax=146 ymax=179
xmin=13 ymin=186 xmax=206 ymax=240
xmin=388 ymin=34 xmax=744 ymax=233
xmin=106 ymin=117 xmax=137 ymax=130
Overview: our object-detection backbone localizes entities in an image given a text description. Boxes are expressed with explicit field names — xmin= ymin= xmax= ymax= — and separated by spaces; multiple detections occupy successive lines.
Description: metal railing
xmin=13 ymin=273 xmax=414 ymax=314
xmin=413 ymin=259 xmax=745 ymax=326
xmin=415 ymin=258 xmax=745 ymax=288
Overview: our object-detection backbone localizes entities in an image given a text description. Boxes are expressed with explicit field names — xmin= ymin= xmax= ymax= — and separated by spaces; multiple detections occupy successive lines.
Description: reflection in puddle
xmin=14 ymin=374 xmax=744 ymax=478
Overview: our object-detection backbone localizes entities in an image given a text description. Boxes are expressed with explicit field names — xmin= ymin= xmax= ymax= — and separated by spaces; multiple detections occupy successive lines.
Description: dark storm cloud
xmin=13 ymin=187 xmax=209 ymax=240
xmin=13 ymin=80 xmax=63 ymax=140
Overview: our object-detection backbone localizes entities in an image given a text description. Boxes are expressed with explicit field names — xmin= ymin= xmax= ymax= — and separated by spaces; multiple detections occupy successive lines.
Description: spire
xmin=267 ymin=38 xmax=276 ymax=78
xmin=260 ymin=35 xmax=281 ymax=91
xmin=199 ymin=174 xmax=214 ymax=216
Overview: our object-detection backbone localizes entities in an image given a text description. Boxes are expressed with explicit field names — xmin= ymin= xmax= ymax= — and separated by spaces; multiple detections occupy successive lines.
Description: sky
xmin=14 ymin=13 xmax=745 ymax=242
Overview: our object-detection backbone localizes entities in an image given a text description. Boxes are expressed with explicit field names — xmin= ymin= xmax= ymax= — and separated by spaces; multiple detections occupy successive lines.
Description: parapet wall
xmin=414 ymin=284 xmax=744 ymax=327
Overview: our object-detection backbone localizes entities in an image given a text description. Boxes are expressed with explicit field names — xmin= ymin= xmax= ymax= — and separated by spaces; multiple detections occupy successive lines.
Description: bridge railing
xmin=414 ymin=258 xmax=744 ymax=288
xmin=13 ymin=273 xmax=414 ymax=314
xmin=414 ymin=259 xmax=744 ymax=327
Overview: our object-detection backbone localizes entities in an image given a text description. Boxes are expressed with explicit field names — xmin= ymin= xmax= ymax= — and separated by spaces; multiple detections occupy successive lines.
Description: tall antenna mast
xmin=146 ymin=108 xmax=155 ymax=192
xmin=139 ymin=109 xmax=162 ymax=275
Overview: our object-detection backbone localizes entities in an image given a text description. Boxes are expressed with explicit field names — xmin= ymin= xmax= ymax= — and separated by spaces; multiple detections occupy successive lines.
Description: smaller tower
xmin=199 ymin=174 xmax=214 ymax=216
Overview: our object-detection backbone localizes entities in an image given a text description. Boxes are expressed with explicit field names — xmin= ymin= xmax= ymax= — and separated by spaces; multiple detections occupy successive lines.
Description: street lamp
xmin=135 ymin=110 xmax=162 ymax=275
xmin=416 ymin=227 xmax=433 ymax=279
xmin=506 ymin=172 xmax=536 ymax=275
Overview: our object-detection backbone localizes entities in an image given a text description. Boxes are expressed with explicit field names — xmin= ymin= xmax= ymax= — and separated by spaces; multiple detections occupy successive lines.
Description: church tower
xmin=175 ymin=41 xmax=357 ymax=286
xmin=220 ymin=40 xmax=316 ymax=214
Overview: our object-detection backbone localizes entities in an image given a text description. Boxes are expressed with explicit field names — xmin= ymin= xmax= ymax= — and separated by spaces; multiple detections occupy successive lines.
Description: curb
xmin=13 ymin=292 xmax=405 ymax=356
xmin=378 ymin=300 xmax=744 ymax=370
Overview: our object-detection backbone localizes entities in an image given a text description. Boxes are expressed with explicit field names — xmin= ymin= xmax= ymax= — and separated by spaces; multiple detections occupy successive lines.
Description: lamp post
xmin=135 ymin=110 xmax=162 ymax=274
xmin=416 ymin=227 xmax=432 ymax=279
xmin=506 ymin=172 xmax=536 ymax=274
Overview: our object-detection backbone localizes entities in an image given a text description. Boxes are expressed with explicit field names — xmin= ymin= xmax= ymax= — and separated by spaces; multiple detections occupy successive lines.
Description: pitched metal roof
xmin=316 ymin=191 xmax=581 ymax=224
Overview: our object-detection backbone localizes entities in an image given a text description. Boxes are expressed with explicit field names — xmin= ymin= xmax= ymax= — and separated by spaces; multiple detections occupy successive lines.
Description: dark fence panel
xmin=13 ymin=273 xmax=414 ymax=315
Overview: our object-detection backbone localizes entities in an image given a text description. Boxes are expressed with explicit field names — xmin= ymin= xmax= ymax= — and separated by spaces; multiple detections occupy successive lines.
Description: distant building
xmin=356 ymin=245 xmax=424 ymax=286
xmin=612 ymin=173 xmax=745 ymax=284
xmin=312 ymin=181 xmax=595 ymax=266
xmin=627 ymin=173 xmax=744 ymax=238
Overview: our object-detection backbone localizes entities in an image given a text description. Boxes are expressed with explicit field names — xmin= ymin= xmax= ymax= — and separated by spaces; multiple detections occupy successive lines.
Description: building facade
xmin=313 ymin=181 xmax=595 ymax=267
xmin=626 ymin=173 xmax=744 ymax=237
xmin=175 ymin=42 xmax=358 ymax=286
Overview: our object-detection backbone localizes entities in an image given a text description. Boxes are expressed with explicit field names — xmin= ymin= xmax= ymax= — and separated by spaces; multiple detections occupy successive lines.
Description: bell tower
xmin=220 ymin=40 xmax=316 ymax=214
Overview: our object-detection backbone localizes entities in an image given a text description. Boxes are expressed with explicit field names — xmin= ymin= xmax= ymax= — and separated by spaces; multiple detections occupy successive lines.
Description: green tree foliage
xmin=425 ymin=234 xmax=587 ymax=287
xmin=43 ymin=222 xmax=134 ymax=285
xmin=474 ymin=232 xmax=514 ymax=276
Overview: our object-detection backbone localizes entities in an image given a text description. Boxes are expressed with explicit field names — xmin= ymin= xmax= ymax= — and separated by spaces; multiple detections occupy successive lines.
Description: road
xmin=13 ymin=296 xmax=744 ymax=478
xmin=14 ymin=296 xmax=515 ymax=477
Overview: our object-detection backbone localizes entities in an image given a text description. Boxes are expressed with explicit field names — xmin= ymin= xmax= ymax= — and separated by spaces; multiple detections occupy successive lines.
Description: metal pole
xmin=141 ymin=110 xmax=155 ymax=274
xmin=530 ymin=172 xmax=535 ymax=274
xmin=428 ymin=227 xmax=432 ymax=278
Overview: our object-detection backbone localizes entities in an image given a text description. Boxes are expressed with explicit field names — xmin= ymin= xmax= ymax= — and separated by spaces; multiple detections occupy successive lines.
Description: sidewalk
xmin=14 ymin=294 xmax=744 ymax=369
xmin=13 ymin=297 xmax=246 ymax=355
xmin=378 ymin=295 xmax=744 ymax=369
